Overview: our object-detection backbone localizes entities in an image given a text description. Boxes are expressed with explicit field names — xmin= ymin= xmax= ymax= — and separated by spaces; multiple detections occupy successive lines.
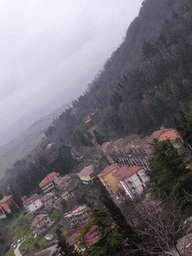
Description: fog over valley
xmin=0 ymin=0 xmax=143 ymax=145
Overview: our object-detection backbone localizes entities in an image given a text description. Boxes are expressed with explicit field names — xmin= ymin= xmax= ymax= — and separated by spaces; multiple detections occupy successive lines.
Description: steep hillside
xmin=45 ymin=0 xmax=191 ymax=144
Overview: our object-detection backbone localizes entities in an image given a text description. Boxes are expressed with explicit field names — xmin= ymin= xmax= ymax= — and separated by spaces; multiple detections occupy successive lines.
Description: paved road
xmin=14 ymin=236 xmax=31 ymax=256
xmin=14 ymin=241 xmax=22 ymax=256
xmin=35 ymin=244 xmax=57 ymax=255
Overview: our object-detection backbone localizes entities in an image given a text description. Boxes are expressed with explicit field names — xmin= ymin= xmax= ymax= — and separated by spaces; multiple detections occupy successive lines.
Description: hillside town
xmin=1 ymin=0 xmax=192 ymax=255
xmin=1 ymin=125 xmax=187 ymax=256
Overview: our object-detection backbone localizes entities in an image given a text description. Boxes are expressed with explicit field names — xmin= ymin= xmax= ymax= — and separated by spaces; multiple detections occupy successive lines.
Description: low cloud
xmin=0 ymin=0 xmax=143 ymax=143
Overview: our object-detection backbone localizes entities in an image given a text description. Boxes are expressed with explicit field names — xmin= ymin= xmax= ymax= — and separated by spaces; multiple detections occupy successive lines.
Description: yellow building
xmin=98 ymin=163 xmax=119 ymax=193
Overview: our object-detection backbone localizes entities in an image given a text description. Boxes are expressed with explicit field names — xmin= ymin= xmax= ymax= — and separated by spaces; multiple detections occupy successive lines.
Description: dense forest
xmin=44 ymin=0 xmax=192 ymax=143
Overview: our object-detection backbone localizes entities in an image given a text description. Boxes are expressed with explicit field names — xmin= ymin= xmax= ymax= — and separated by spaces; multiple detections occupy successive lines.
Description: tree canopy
xmin=149 ymin=139 xmax=192 ymax=214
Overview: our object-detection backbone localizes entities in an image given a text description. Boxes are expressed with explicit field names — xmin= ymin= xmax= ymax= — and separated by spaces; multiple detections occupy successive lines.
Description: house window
xmin=35 ymin=206 xmax=37 ymax=208
xmin=137 ymin=174 xmax=143 ymax=182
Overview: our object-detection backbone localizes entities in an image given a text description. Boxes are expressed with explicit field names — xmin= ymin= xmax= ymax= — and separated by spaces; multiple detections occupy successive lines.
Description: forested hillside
xmin=44 ymin=0 xmax=192 ymax=144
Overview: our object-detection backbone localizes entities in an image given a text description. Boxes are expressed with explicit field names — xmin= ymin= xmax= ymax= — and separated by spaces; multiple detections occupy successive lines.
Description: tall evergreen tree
xmin=77 ymin=207 xmax=126 ymax=256
xmin=77 ymin=194 xmax=143 ymax=256
xmin=173 ymin=111 xmax=192 ymax=153
xmin=101 ymin=194 xmax=142 ymax=255
xmin=149 ymin=139 xmax=192 ymax=214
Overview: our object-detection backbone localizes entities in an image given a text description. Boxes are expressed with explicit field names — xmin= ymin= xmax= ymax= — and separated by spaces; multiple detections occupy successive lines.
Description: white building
xmin=113 ymin=166 xmax=149 ymax=200
xmin=23 ymin=194 xmax=43 ymax=213
xmin=78 ymin=165 xmax=99 ymax=184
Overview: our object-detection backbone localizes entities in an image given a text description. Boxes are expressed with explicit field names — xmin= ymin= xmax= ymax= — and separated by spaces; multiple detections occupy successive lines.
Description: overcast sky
xmin=0 ymin=0 xmax=143 ymax=145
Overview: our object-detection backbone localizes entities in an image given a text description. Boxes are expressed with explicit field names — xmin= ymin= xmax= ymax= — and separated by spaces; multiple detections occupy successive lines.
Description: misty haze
xmin=1 ymin=0 xmax=192 ymax=256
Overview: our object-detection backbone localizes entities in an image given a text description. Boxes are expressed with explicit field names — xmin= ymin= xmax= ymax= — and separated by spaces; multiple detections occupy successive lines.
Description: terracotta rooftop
xmin=98 ymin=163 xmax=119 ymax=177
xmin=31 ymin=214 xmax=48 ymax=228
xmin=23 ymin=194 xmax=39 ymax=206
xmin=158 ymin=128 xmax=179 ymax=142
xmin=136 ymin=127 xmax=179 ymax=149
xmin=113 ymin=166 xmax=143 ymax=181
xmin=39 ymin=172 xmax=60 ymax=187
xmin=0 ymin=195 xmax=12 ymax=203
xmin=64 ymin=228 xmax=81 ymax=238
xmin=46 ymin=143 xmax=55 ymax=150
xmin=82 ymin=226 xmax=100 ymax=247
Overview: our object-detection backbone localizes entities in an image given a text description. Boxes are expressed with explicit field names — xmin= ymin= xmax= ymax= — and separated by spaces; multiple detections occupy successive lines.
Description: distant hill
xmin=0 ymin=102 xmax=71 ymax=179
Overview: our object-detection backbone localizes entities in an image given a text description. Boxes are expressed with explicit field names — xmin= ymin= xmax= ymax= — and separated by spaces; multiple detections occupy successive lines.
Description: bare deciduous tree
xmin=128 ymin=194 xmax=192 ymax=256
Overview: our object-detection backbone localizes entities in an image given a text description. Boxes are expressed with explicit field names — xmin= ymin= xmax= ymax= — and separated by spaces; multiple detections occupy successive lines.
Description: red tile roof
xmin=137 ymin=128 xmax=179 ymax=149
xmin=83 ymin=226 xmax=100 ymax=247
xmin=23 ymin=194 xmax=39 ymax=206
xmin=31 ymin=214 xmax=48 ymax=228
xmin=64 ymin=228 xmax=81 ymax=238
xmin=39 ymin=172 xmax=59 ymax=187
xmin=158 ymin=129 xmax=178 ymax=142
xmin=46 ymin=143 xmax=55 ymax=150
xmin=113 ymin=166 xmax=143 ymax=181
xmin=98 ymin=163 xmax=119 ymax=177
xmin=0 ymin=195 xmax=12 ymax=203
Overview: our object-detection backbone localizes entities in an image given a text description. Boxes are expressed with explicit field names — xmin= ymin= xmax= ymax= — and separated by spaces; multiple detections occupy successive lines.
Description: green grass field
xmin=6 ymin=212 xmax=34 ymax=242
xmin=19 ymin=236 xmax=35 ymax=251
xmin=4 ymin=248 xmax=14 ymax=256
xmin=49 ymin=210 xmax=61 ymax=221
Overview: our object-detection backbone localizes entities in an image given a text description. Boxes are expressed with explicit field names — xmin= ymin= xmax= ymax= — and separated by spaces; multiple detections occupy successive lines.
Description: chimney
xmin=160 ymin=126 xmax=165 ymax=130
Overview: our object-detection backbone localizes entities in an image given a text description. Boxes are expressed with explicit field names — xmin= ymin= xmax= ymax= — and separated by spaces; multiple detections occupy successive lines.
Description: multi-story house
xmin=23 ymin=194 xmax=43 ymax=213
xmin=78 ymin=164 xmax=100 ymax=184
xmin=113 ymin=166 xmax=149 ymax=200
xmin=134 ymin=126 xmax=179 ymax=155
xmin=0 ymin=195 xmax=17 ymax=214
xmin=98 ymin=163 xmax=119 ymax=194
xmin=39 ymin=172 xmax=60 ymax=194
xmin=64 ymin=205 xmax=89 ymax=228
xmin=31 ymin=214 xmax=51 ymax=235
